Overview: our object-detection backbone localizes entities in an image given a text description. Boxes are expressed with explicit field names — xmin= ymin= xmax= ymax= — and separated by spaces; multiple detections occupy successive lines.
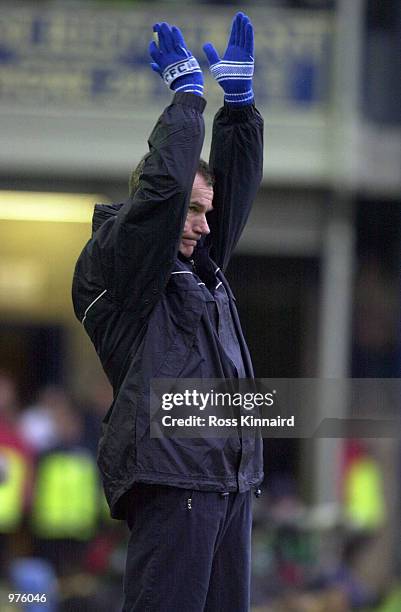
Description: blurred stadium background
xmin=0 ymin=0 xmax=400 ymax=610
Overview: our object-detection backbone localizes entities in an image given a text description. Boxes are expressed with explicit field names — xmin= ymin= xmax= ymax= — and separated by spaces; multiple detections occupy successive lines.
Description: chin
xmin=179 ymin=244 xmax=194 ymax=257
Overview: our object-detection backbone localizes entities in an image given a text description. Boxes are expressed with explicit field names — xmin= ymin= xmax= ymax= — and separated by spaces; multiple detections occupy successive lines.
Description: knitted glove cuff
xmin=162 ymin=56 xmax=202 ymax=86
xmin=224 ymin=90 xmax=254 ymax=105
xmin=209 ymin=60 xmax=254 ymax=82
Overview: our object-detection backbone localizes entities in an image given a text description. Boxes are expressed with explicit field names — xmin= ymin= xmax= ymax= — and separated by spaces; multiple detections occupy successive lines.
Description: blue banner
xmin=0 ymin=5 xmax=332 ymax=112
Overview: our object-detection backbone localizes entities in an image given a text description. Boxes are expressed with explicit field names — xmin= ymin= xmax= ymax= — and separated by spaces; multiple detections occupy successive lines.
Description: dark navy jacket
xmin=72 ymin=92 xmax=264 ymax=519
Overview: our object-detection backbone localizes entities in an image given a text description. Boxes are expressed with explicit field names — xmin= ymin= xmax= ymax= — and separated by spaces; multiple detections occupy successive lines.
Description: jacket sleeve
xmin=82 ymin=92 xmax=206 ymax=316
xmin=207 ymin=103 xmax=264 ymax=271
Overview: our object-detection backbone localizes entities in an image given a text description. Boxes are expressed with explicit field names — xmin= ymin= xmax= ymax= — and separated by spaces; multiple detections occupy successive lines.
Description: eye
xmin=189 ymin=205 xmax=199 ymax=212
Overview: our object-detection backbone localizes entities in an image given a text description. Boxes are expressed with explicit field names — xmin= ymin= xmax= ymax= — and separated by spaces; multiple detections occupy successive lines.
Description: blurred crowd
xmin=0 ymin=370 xmax=128 ymax=612
xmin=1 ymin=368 xmax=401 ymax=611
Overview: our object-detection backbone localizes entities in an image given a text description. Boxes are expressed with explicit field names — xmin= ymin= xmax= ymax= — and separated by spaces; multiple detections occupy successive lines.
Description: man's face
xmin=179 ymin=172 xmax=214 ymax=258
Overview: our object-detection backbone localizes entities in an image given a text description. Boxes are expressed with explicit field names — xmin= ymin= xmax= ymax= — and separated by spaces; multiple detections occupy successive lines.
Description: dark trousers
xmin=122 ymin=484 xmax=253 ymax=612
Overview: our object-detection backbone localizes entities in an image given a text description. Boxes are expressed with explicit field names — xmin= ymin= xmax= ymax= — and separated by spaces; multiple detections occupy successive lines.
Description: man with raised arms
xmin=73 ymin=12 xmax=263 ymax=611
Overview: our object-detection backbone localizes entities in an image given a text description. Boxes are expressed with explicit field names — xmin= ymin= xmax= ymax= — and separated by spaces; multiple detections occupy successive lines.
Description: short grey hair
xmin=129 ymin=156 xmax=214 ymax=196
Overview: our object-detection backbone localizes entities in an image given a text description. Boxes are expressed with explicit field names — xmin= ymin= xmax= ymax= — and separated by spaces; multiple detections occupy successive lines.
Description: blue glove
xmin=203 ymin=12 xmax=254 ymax=106
xmin=149 ymin=23 xmax=204 ymax=96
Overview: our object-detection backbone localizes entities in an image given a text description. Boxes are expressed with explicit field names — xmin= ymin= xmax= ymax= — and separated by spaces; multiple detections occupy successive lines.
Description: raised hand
xmin=203 ymin=12 xmax=254 ymax=106
xmin=149 ymin=22 xmax=204 ymax=96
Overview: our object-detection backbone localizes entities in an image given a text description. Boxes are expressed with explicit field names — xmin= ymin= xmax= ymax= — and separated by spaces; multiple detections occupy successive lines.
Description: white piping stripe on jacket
xmin=215 ymin=281 xmax=222 ymax=290
xmin=171 ymin=271 xmax=193 ymax=275
xmin=82 ymin=289 xmax=107 ymax=325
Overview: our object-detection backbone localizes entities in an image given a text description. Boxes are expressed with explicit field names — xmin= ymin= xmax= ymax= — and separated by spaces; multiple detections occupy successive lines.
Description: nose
xmin=194 ymin=214 xmax=210 ymax=236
